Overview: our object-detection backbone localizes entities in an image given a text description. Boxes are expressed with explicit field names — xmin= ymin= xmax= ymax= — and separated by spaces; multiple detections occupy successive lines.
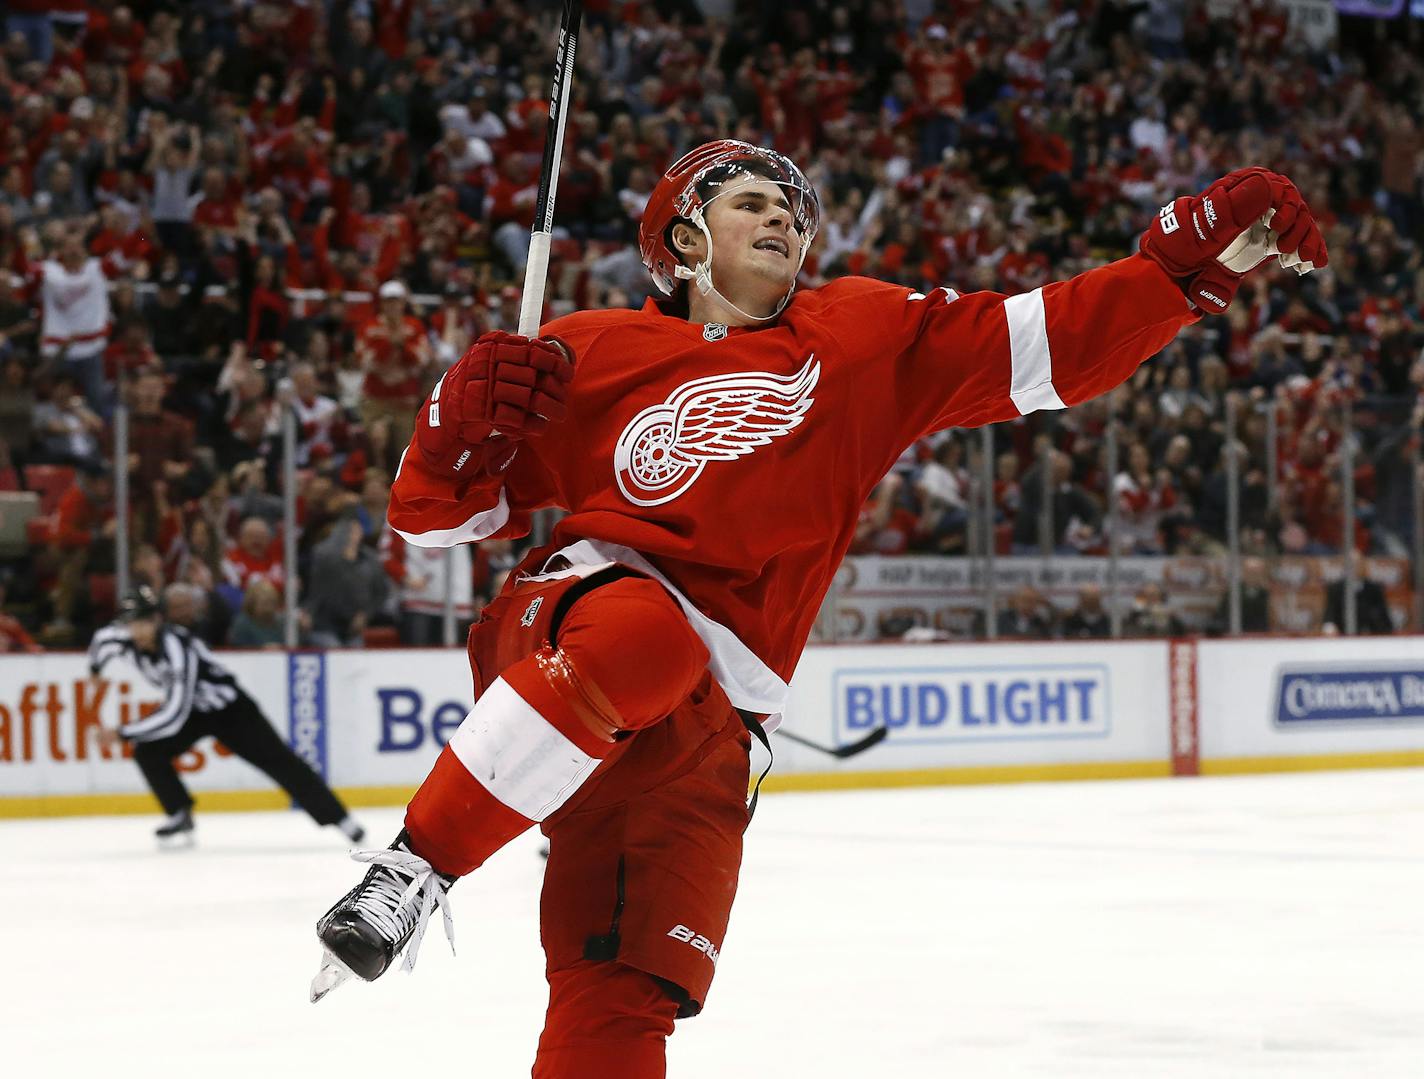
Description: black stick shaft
xmin=518 ymin=0 xmax=583 ymax=336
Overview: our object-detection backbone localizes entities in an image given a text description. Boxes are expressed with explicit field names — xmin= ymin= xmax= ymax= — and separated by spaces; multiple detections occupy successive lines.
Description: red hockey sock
xmin=404 ymin=744 xmax=535 ymax=876
xmin=532 ymin=960 xmax=679 ymax=1079
xmin=403 ymin=671 xmax=613 ymax=877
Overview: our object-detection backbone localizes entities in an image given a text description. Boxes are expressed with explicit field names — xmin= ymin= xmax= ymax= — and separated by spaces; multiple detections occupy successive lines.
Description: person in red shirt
xmin=356 ymin=279 xmax=431 ymax=469
xmin=310 ymin=144 xmax=1326 ymax=1075
xmin=190 ymin=168 xmax=239 ymax=235
xmin=485 ymin=156 xmax=540 ymax=269
xmin=126 ymin=368 xmax=194 ymax=540
xmin=45 ymin=463 xmax=116 ymax=638
xmin=907 ymin=22 xmax=970 ymax=162
xmin=85 ymin=4 xmax=146 ymax=66
xmin=0 ymin=576 xmax=41 ymax=653
xmin=220 ymin=516 xmax=284 ymax=593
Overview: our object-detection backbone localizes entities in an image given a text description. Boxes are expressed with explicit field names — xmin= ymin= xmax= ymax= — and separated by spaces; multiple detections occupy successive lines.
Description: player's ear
xmin=671 ymin=221 xmax=701 ymax=255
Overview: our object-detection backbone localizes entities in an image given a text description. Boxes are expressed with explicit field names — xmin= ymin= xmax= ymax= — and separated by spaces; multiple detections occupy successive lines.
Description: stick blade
xmin=832 ymin=725 xmax=889 ymax=758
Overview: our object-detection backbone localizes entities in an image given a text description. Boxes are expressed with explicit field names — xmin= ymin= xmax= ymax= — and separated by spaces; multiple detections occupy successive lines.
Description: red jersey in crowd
xmin=907 ymin=40 xmax=970 ymax=114
xmin=388 ymin=254 xmax=1194 ymax=716
xmin=358 ymin=314 xmax=427 ymax=400
xmin=54 ymin=484 xmax=113 ymax=548
xmin=0 ymin=614 xmax=40 ymax=653
xmin=192 ymin=194 xmax=239 ymax=232
xmin=287 ymin=392 xmax=345 ymax=463
xmin=221 ymin=541 xmax=285 ymax=591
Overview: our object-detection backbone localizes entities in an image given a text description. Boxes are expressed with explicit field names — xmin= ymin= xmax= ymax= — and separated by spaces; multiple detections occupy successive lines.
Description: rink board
xmin=1194 ymin=636 xmax=1424 ymax=774
xmin=0 ymin=651 xmax=292 ymax=811
xmin=1 ymin=637 xmax=1421 ymax=815
xmin=769 ymin=639 xmax=1170 ymax=780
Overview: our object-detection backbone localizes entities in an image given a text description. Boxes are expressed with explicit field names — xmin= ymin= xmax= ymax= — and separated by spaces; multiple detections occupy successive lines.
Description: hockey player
xmin=90 ymin=586 xmax=366 ymax=845
xmin=311 ymin=143 xmax=1325 ymax=1075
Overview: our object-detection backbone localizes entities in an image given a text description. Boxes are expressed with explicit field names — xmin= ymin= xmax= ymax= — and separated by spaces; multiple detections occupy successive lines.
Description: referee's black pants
xmin=131 ymin=692 xmax=349 ymax=824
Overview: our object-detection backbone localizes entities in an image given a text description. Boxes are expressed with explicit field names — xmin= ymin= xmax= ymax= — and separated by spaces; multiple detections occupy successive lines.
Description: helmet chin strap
xmin=672 ymin=198 xmax=803 ymax=324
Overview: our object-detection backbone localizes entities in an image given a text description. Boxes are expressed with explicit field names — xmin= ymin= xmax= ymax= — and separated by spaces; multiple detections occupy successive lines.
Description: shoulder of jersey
xmin=543 ymin=306 xmax=651 ymax=340
xmin=791 ymin=275 xmax=910 ymax=314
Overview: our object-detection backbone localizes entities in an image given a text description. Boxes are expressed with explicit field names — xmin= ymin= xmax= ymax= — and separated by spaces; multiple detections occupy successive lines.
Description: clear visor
xmin=684 ymin=151 xmax=821 ymax=247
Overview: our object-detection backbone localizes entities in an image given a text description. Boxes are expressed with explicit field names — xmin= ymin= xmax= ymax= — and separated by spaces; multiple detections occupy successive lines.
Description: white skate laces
xmin=349 ymin=846 xmax=456 ymax=973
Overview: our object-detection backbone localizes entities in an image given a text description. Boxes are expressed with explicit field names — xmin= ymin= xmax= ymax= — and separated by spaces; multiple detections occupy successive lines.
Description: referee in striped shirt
xmin=90 ymin=586 xmax=365 ymax=844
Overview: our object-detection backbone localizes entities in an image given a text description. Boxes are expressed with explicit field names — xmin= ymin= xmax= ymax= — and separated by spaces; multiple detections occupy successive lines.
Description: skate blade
xmin=309 ymin=949 xmax=356 ymax=1004
xmin=156 ymin=832 xmax=196 ymax=851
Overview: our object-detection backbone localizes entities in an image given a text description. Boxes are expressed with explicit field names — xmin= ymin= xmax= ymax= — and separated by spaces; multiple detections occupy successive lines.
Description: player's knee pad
xmin=509 ymin=576 xmax=710 ymax=743
xmin=405 ymin=576 xmax=713 ymax=875
xmin=535 ymin=960 xmax=678 ymax=1075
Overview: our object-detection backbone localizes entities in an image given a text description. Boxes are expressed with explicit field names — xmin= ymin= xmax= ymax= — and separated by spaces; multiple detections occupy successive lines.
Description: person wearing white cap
xmin=356 ymin=278 xmax=431 ymax=469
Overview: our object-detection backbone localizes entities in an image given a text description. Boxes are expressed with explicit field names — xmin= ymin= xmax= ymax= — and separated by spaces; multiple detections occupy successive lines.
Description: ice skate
xmin=154 ymin=808 xmax=195 ymax=848
xmin=310 ymin=830 xmax=457 ymax=1003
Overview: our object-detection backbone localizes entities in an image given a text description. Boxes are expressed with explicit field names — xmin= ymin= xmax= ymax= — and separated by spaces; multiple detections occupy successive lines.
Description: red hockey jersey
xmin=389 ymin=254 xmax=1195 ymax=715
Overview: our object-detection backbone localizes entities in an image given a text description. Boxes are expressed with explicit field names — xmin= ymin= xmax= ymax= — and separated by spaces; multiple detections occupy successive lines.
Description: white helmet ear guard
xmin=671 ymin=207 xmax=718 ymax=296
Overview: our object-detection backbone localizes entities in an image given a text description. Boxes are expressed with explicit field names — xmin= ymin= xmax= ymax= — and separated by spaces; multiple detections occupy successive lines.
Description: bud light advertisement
xmin=834 ymin=663 xmax=1110 ymax=744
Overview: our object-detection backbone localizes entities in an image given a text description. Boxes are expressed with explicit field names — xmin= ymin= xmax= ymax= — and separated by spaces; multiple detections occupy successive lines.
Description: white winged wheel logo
xmin=613 ymin=354 xmax=821 ymax=507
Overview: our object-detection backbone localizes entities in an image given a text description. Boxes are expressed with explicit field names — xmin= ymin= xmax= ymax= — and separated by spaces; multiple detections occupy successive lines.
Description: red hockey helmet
xmin=638 ymin=139 xmax=821 ymax=299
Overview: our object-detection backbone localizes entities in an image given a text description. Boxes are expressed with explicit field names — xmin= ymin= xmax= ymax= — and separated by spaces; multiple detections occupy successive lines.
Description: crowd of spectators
xmin=0 ymin=0 xmax=1420 ymax=651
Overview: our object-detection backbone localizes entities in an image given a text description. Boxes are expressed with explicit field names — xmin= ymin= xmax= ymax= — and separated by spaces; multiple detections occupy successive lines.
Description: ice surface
xmin=4 ymin=769 xmax=1423 ymax=1078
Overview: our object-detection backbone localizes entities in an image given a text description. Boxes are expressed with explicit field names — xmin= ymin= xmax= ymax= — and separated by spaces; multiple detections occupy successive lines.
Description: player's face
xmin=702 ymin=174 xmax=799 ymax=308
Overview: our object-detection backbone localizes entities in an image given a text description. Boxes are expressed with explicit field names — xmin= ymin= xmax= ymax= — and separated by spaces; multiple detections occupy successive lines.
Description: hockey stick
xmin=517 ymin=0 xmax=583 ymax=337
xmin=774 ymin=725 xmax=889 ymax=760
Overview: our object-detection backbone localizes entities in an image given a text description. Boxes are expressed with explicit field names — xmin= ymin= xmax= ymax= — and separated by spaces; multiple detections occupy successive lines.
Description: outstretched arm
xmin=871 ymin=169 xmax=1327 ymax=441
xmin=852 ymin=253 xmax=1195 ymax=443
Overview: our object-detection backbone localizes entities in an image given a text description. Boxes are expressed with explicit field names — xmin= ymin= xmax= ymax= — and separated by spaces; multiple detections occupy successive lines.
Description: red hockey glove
xmin=415 ymin=331 xmax=575 ymax=477
xmin=1140 ymin=167 xmax=1328 ymax=313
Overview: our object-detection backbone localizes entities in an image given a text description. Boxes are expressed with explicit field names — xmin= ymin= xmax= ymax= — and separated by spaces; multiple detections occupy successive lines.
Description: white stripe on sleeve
xmin=391 ymin=447 xmax=512 ymax=548
xmin=446 ymin=677 xmax=599 ymax=821
xmin=1005 ymin=288 xmax=1067 ymax=415
xmin=394 ymin=486 xmax=511 ymax=548
xmin=88 ymin=625 xmax=130 ymax=675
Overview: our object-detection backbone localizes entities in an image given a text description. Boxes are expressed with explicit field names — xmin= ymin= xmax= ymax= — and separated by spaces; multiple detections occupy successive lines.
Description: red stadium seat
xmin=88 ymin=574 xmax=118 ymax=620
xmin=26 ymin=515 xmax=55 ymax=545
xmin=995 ymin=523 xmax=1013 ymax=556
xmin=24 ymin=465 xmax=77 ymax=515
xmin=361 ymin=626 xmax=402 ymax=648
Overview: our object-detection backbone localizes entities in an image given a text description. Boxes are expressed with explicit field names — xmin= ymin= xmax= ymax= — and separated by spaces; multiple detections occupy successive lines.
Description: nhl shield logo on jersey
xmin=702 ymin=322 xmax=728 ymax=342
xmin=520 ymin=596 xmax=543 ymax=627
xmin=612 ymin=355 xmax=820 ymax=507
